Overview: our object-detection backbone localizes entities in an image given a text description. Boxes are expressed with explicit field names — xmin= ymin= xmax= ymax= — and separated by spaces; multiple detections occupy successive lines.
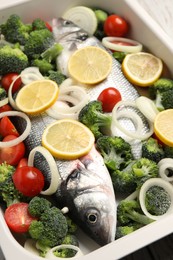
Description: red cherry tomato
xmin=104 ymin=14 xmax=128 ymax=37
xmin=4 ymin=203 xmax=36 ymax=233
xmin=12 ymin=166 xmax=45 ymax=197
xmin=0 ymin=116 xmax=19 ymax=137
xmin=16 ymin=158 xmax=28 ymax=169
xmin=97 ymin=87 xmax=122 ymax=112
xmin=0 ymin=104 xmax=13 ymax=113
xmin=1 ymin=73 xmax=22 ymax=93
xmin=0 ymin=135 xmax=25 ymax=165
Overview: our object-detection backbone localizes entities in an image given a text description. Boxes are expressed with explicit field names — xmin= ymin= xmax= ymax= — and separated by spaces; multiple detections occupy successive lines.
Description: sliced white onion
xmin=0 ymin=111 xmax=31 ymax=148
xmin=111 ymin=100 xmax=154 ymax=141
xmin=0 ymin=97 xmax=8 ymax=107
xmin=60 ymin=78 xmax=76 ymax=89
xmin=139 ymin=178 xmax=173 ymax=220
xmin=8 ymin=74 xmax=21 ymax=110
xmin=102 ymin=37 xmax=143 ymax=53
xmin=28 ymin=146 xmax=61 ymax=195
xmin=58 ymin=94 xmax=79 ymax=106
xmin=45 ymin=245 xmax=83 ymax=259
xmin=21 ymin=66 xmax=44 ymax=85
xmin=158 ymin=158 xmax=173 ymax=182
xmin=136 ymin=96 xmax=159 ymax=122
xmin=24 ymin=239 xmax=40 ymax=256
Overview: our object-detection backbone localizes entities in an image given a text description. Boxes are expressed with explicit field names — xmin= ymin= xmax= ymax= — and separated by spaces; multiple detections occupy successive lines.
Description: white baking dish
xmin=1 ymin=0 xmax=173 ymax=259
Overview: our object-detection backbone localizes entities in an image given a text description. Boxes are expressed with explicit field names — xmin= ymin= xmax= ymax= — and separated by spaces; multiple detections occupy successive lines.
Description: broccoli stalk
xmin=131 ymin=158 xmax=159 ymax=188
xmin=41 ymin=43 xmax=63 ymax=63
xmin=145 ymin=185 xmax=171 ymax=216
xmin=115 ymin=223 xmax=143 ymax=239
xmin=141 ymin=137 xmax=164 ymax=163
xmin=78 ymin=101 xmax=112 ymax=139
xmin=117 ymin=199 xmax=154 ymax=226
xmin=0 ymin=45 xmax=28 ymax=74
xmin=96 ymin=135 xmax=134 ymax=171
xmin=0 ymin=162 xmax=28 ymax=207
xmin=31 ymin=59 xmax=55 ymax=75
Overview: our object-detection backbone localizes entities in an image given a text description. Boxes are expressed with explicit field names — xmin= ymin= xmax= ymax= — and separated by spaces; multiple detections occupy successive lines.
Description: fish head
xmin=52 ymin=17 xmax=89 ymax=43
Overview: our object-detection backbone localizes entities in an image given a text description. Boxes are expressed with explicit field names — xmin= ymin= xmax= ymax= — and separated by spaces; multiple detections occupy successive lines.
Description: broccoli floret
xmin=41 ymin=43 xmax=63 ymax=63
xmin=141 ymin=137 xmax=164 ymax=163
xmin=96 ymin=135 xmax=133 ymax=171
xmin=115 ymin=223 xmax=143 ymax=239
xmin=149 ymin=78 xmax=173 ymax=110
xmin=48 ymin=70 xmax=66 ymax=85
xmin=0 ymin=162 xmax=28 ymax=206
xmin=32 ymin=18 xmax=47 ymax=30
xmin=24 ymin=29 xmax=54 ymax=60
xmin=111 ymin=161 xmax=137 ymax=194
xmin=28 ymin=196 xmax=52 ymax=217
xmin=117 ymin=199 xmax=154 ymax=226
xmin=29 ymin=206 xmax=68 ymax=248
xmin=132 ymin=158 xmax=159 ymax=188
xmin=163 ymin=145 xmax=173 ymax=158
xmin=0 ymin=14 xmax=32 ymax=45
xmin=0 ymin=87 xmax=7 ymax=100
xmin=78 ymin=101 xmax=112 ymax=139
xmin=31 ymin=59 xmax=54 ymax=75
xmin=145 ymin=185 xmax=171 ymax=216
xmin=0 ymin=45 xmax=28 ymax=74
xmin=66 ymin=216 xmax=78 ymax=234
xmin=54 ymin=234 xmax=79 ymax=258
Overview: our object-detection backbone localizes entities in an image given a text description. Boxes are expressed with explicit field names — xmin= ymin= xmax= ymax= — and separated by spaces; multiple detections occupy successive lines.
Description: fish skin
xmin=15 ymin=113 xmax=117 ymax=246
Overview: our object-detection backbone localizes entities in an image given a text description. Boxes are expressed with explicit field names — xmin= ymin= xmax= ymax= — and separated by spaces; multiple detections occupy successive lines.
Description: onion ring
xmin=158 ymin=158 xmax=173 ymax=182
xmin=0 ymin=111 xmax=31 ymax=148
xmin=28 ymin=146 xmax=61 ymax=195
xmin=0 ymin=97 xmax=8 ymax=107
xmin=45 ymin=245 xmax=83 ymax=259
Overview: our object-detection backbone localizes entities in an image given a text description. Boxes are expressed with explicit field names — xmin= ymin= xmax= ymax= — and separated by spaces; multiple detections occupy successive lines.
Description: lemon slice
xmin=42 ymin=119 xmax=95 ymax=160
xmin=154 ymin=109 xmax=173 ymax=147
xmin=16 ymin=80 xmax=59 ymax=115
xmin=68 ymin=46 xmax=112 ymax=85
xmin=122 ymin=52 xmax=163 ymax=87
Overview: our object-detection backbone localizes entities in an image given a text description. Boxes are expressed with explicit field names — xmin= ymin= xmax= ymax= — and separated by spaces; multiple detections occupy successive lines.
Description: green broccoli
xmin=145 ymin=185 xmax=171 ymax=216
xmin=31 ymin=59 xmax=55 ymax=75
xmin=78 ymin=101 xmax=112 ymax=139
xmin=24 ymin=29 xmax=54 ymax=60
xmin=131 ymin=158 xmax=159 ymax=188
xmin=141 ymin=137 xmax=164 ymax=163
xmin=29 ymin=206 xmax=68 ymax=248
xmin=32 ymin=18 xmax=47 ymax=30
xmin=48 ymin=70 xmax=66 ymax=85
xmin=163 ymin=145 xmax=173 ymax=158
xmin=96 ymin=135 xmax=134 ymax=171
xmin=28 ymin=196 xmax=52 ymax=218
xmin=0 ymin=14 xmax=32 ymax=45
xmin=115 ymin=223 xmax=143 ymax=239
xmin=0 ymin=87 xmax=7 ymax=100
xmin=149 ymin=78 xmax=173 ymax=110
xmin=0 ymin=162 xmax=28 ymax=206
xmin=41 ymin=43 xmax=63 ymax=63
xmin=66 ymin=216 xmax=78 ymax=234
xmin=0 ymin=45 xmax=28 ymax=74
xmin=111 ymin=161 xmax=137 ymax=194
xmin=117 ymin=199 xmax=154 ymax=226
xmin=54 ymin=234 xmax=79 ymax=258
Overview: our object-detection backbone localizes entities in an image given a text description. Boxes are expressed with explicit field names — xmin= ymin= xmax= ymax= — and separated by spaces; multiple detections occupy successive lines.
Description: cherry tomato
xmin=97 ymin=87 xmax=122 ymax=112
xmin=45 ymin=21 xmax=52 ymax=31
xmin=12 ymin=166 xmax=45 ymax=197
xmin=104 ymin=14 xmax=128 ymax=37
xmin=1 ymin=73 xmax=22 ymax=93
xmin=17 ymin=158 xmax=28 ymax=169
xmin=0 ymin=116 xmax=19 ymax=137
xmin=0 ymin=135 xmax=25 ymax=165
xmin=0 ymin=104 xmax=12 ymax=113
xmin=4 ymin=203 xmax=36 ymax=233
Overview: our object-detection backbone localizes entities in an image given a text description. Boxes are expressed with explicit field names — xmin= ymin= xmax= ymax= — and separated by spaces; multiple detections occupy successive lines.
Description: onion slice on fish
xmin=158 ymin=158 xmax=173 ymax=182
xmin=102 ymin=37 xmax=143 ymax=53
xmin=139 ymin=178 xmax=173 ymax=220
xmin=136 ymin=96 xmax=159 ymax=122
xmin=45 ymin=245 xmax=83 ymax=259
xmin=111 ymin=100 xmax=154 ymax=140
xmin=46 ymin=85 xmax=89 ymax=120
xmin=0 ymin=97 xmax=8 ymax=107
xmin=28 ymin=146 xmax=61 ymax=195
xmin=0 ymin=111 xmax=31 ymax=148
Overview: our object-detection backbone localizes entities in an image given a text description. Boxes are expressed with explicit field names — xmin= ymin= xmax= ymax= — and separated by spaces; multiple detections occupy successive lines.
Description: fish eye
xmin=85 ymin=209 xmax=99 ymax=225
xmin=69 ymin=169 xmax=80 ymax=179
xmin=63 ymin=20 xmax=72 ymax=25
